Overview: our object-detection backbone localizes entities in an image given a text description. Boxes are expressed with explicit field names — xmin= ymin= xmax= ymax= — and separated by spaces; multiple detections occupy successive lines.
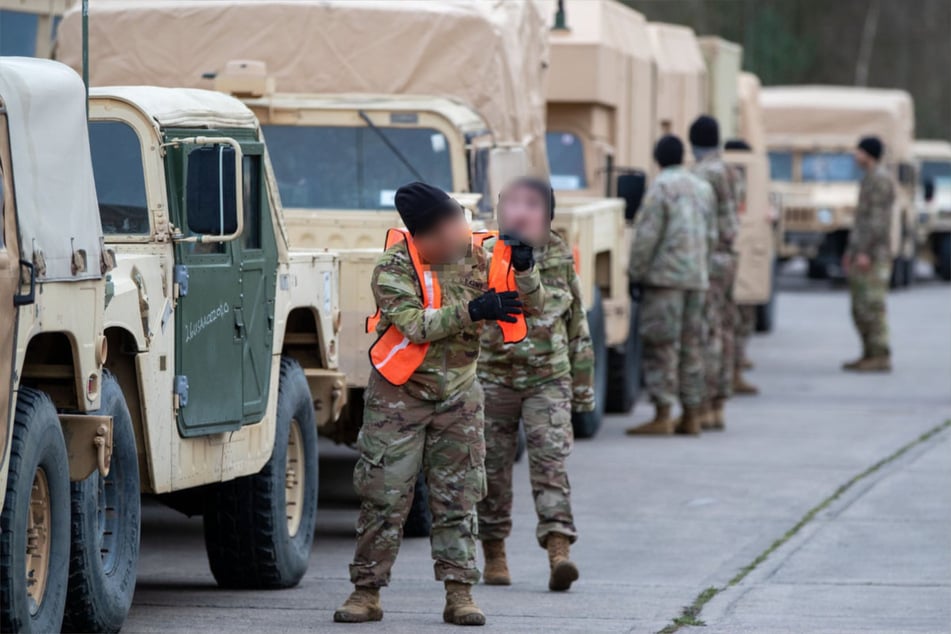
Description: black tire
xmin=606 ymin=300 xmax=642 ymax=413
xmin=806 ymin=258 xmax=828 ymax=280
xmin=572 ymin=288 xmax=607 ymax=439
xmin=935 ymin=233 xmax=951 ymax=281
xmin=0 ymin=388 xmax=71 ymax=633
xmin=890 ymin=257 xmax=907 ymax=290
xmin=63 ymin=372 xmax=140 ymax=633
xmin=755 ymin=258 xmax=778 ymax=333
xmin=203 ymin=357 xmax=318 ymax=588
xmin=402 ymin=471 xmax=432 ymax=538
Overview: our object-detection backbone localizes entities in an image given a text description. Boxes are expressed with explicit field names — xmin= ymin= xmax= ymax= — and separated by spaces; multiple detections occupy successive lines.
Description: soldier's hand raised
xmin=468 ymin=289 xmax=523 ymax=323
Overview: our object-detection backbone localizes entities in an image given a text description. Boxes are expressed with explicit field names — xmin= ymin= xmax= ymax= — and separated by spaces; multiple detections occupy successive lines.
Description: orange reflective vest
xmin=367 ymin=228 xmax=526 ymax=385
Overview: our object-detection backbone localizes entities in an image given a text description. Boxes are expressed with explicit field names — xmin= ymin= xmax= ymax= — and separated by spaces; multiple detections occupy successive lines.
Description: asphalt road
xmin=124 ymin=266 xmax=951 ymax=633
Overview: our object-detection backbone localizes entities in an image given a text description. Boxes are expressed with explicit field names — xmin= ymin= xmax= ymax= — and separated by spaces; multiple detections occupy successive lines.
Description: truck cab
xmin=912 ymin=139 xmax=951 ymax=280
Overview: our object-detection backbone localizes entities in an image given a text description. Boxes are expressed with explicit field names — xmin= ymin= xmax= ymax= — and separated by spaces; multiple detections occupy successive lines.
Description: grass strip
xmin=657 ymin=419 xmax=951 ymax=634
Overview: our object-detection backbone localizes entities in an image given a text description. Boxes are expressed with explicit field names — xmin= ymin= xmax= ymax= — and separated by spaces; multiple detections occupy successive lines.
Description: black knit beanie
xmin=502 ymin=176 xmax=556 ymax=219
xmin=653 ymin=134 xmax=684 ymax=168
xmin=689 ymin=115 xmax=720 ymax=148
xmin=394 ymin=181 xmax=461 ymax=236
xmin=857 ymin=136 xmax=883 ymax=160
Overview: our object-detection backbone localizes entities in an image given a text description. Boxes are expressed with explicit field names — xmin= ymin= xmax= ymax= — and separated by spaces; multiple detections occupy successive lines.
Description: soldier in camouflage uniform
xmin=475 ymin=178 xmax=594 ymax=592
xmin=691 ymin=116 xmax=739 ymax=430
xmin=842 ymin=136 xmax=893 ymax=372
xmin=626 ymin=135 xmax=715 ymax=436
xmin=334 ymin=182 xmax=541 ymax=626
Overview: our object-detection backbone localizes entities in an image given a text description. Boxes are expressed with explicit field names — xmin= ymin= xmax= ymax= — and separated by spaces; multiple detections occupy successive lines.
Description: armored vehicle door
xmin=0 ymin=109 xmax=23 ymax=464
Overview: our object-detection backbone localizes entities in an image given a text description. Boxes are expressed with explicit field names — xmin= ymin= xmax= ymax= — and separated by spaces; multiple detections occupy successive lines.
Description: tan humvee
xmin=912 ymin=139 xmax=951 ymax=280
xmin=0 ymin=58 xmax=107 ymax=633
xmin=760 ymin=86 xmax=917 ymax=285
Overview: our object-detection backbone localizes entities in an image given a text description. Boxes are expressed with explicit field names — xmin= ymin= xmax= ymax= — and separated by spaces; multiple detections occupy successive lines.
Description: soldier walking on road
xmin=334 ymin=182 xmax=541 ymax=626
xmin=476 ymin=178 xmax=594 ymax=592
xmin=626 ymin=135 xmax=715 ymax=436
xmin=842 ymin=136 xmax=894 ymax=372
xmin=691 ymin=116 xmax=739 ymax=430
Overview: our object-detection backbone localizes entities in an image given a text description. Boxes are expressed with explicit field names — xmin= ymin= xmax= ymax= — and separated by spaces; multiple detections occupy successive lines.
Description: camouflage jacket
xmin=371 ymin=239 xmax=542 ymax=402
xmin=478 ymin=233 xmax=595 ymax=411
xmin=629 ymin=166 xmax=715 ymax=291
xmin=848 ymin=164 xmax=895 ymax=264
xmin=693 ymin=152 xmax=738 ymax=252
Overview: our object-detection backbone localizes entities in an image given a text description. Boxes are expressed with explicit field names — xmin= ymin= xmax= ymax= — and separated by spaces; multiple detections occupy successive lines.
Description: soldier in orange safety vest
xmin=335 ymin=181 xmax=542 ymax=626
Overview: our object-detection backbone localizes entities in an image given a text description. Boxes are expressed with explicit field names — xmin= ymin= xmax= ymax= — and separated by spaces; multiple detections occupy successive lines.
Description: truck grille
xmin=784 ymin=207 xmax=815 ymax=227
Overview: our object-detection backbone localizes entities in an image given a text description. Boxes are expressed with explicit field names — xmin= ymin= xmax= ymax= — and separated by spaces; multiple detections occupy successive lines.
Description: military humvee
xmin=912 ymin=139 xmax=951 ymax=280
xmin=0 ymin=58 xmax=109 ymax=633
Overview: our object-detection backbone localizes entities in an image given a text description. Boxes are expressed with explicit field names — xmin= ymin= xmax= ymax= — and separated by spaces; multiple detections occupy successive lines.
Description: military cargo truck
xmin=912 ymin=139 xmax=951 ymax=280
xmin=761 ymin=86 xmax=917 ymax=286
xmin=0 ymin=58 xmax=108 ymax=634
xmin=77 ymin=85 xmax=344 ymax=628
xmin=647 ymin=22 xmax=708 ymax=143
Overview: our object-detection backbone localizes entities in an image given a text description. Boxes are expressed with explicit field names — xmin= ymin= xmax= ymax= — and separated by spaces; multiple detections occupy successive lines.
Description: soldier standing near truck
xmin=335 ymin=182 xmax=538 ymax=626
xmin=691 ymin=116 xmax=739 ymax=430
xmin=476 ymin=177 xmax=593 ymax=592
xmin=626 ymin=136 xmax=715 ymax=436
xmin=842 ymin=136 xmax=894 ymax=372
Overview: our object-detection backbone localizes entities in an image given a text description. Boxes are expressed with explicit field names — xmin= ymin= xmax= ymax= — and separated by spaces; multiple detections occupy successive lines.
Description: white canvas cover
xmin=0 ymin=58 xmax=102 ymax=281
xmin=760 ymin=86 xmax=914 ymax=161
xmin=55 ymin=0 xmax=551 ymax=169
xmin=89 ymin=85 xmax=258 ymax=130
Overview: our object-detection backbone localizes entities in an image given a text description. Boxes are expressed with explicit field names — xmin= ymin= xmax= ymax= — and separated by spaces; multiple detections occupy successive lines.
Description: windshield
xmin=768 ymin=151 xmax=793 ymax=181
xmin=262 ymin=125 xmax=453 ymax=210
xmin=546 ymin=132 xmax=587 ymax=190
xmin=921 ymin=160 xmax=951 ymax=185
xmin=801 ymin=152 xmax=859 ymax=182
xmin=88 ymin=120 xmax=150 ymax=235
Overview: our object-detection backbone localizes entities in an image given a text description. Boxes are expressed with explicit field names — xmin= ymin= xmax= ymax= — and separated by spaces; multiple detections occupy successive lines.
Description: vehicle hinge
xmin=174 ymin=375 xmax=189 ymax=408
xmin=174 ymin=264 xmax=189 ymax=297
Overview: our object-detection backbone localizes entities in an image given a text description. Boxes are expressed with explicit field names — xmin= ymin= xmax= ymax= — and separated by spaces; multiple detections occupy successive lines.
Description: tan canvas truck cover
xmin=737 ymin=72 xmax=767 ymax=153
xmin=0 ymin=57 xmax=103 ymax=281
xmin=544 ymin=0 xmax=654 ymax=188
xmin=56 ymin=0 xmax=550 ymax=171
xmin=648 ymin=22 xmax=707 ymax=143
xmin=698 ymin=36 xmax=742 ymax=142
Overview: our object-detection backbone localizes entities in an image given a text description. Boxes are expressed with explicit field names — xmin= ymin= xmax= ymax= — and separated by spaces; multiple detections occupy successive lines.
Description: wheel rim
xmin=98 ymin=461 xmax=120 ymax=574
xmin=284 ymin=418 xmax=305 ymax=537
xmin=25 ymin=467 xmax=52 ymax=615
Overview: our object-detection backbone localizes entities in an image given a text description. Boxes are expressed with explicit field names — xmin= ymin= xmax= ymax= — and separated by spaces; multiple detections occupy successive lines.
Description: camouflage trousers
xmin=349 ymin=371 xmax=486 ymax=588
xmin=639 ymin=287 xmax=706 ymax=408
xmin=734 ymin=304 xmax=756 ymax=373
xmin=476 ymin=376 xmax=576 ymax=548
xmin=849 ymin=262 xmax=891 ymax=357
xmin=704 ymin=252 xmax=738 ymax=401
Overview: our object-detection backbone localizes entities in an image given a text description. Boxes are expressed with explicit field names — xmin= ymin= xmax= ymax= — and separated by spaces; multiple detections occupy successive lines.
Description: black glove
xmin=510 ymin=243 xmax=534 ymax=271
xmin=629 ymin=281 xmax=643 ymax=302
xmin=468 ymin=289 xmax=523 ymax=323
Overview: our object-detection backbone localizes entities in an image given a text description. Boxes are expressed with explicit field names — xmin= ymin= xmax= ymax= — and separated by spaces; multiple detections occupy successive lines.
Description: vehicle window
xmin=768 ymin=151 xmax=793 ymax=181
xmin=546 ymin=131 xmax=587 ymax=190
xmin=801 ymin=152 xmax=859 ymax=182
xmin=0 ymin=10 xmax=38 ymax=56
xmin=262 ymin=125 xmax=453 ymax=210
xmin=243 ymin=155 xmax=262 ymax=250
xmin=88 ymin=121 xmax=150 ymax=235
xmin=921 ymin=160 xmax=951 ymax=186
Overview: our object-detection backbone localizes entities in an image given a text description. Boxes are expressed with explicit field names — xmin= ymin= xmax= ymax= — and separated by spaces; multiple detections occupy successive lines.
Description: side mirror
xmin=616 ymin=171 xmax=646 ymax=221
xmin=897 ymin=162 xmax=915 ymax=186
xmin=180 ymin=137 xmax=244 ymax=243
xmin=924 ymin=178 xmax=936 ymax=203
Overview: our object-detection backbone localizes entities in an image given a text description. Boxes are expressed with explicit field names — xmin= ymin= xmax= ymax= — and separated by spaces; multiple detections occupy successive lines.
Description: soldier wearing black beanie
xmin=653 ymin=134 xmax=684 ymax=168
xmin=394 ymin=181 xmax=463 ymax=236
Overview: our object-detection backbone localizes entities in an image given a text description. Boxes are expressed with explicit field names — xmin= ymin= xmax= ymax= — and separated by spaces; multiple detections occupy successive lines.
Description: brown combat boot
xmin=625 ymin=404 xmax=673 ymax=435
xmin=546 ymin=533 xmax=579 ymax=591
xmin=844 ymin=355 xmax=892 ymax=373
xmin=443 ymin=581 xmax=485 ymax=626
xmin=675 ymin=406 xmax=702 ymax=436
xmin=709 ymin=399 xmax=726 ymax=430
xmin=333 ymin=586 xmax=383 ymax=623
xmin=481 ymin=540 xmax=511 ymax=586
xmin=733 ymin=371 xmax=759 ymax=396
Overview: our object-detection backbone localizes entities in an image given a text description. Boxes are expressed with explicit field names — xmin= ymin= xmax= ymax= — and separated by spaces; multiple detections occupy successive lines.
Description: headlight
xmin=816 ymin=208 xmax=833 ymax=225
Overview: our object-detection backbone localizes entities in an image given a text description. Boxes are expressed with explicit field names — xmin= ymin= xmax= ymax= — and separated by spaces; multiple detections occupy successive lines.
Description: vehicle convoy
xmin=760 ymin=86 xmax=917 ymax=286
xmin=77 ymin=85 xmax=343 ymax=629
xmin=0 ymin=57 xmax=110 ymax=634
xmin=57 ymin=0 xmax=637 ymax=439
xmin=912 ymin=139 xmax=951 ymax=280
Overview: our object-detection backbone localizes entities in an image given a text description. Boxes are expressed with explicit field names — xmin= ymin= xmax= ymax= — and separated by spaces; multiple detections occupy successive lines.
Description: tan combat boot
xmin=546 ymin=533 xmax=579 ymax=591
xmin=481 ymin=540 xmax=511 ymax=586
xmin=675 ymin=406 xmax=702 ymax=436
xmin=333 ymin=586 xmax=383 ymax=623
xmin=625 ymin=404 xmax=673 ymax=435
xmin=733 ymin=370 xmax=760 ymax=396
xmin=709 ymin=399 xmax=726 ymax=430
xmin=699 ymin=401 xmax=715 ymax=430
xmin=844 ymin=355 xmax=892 ymax=373
xmin=443 ymin=581 xmax=485 ymax=626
